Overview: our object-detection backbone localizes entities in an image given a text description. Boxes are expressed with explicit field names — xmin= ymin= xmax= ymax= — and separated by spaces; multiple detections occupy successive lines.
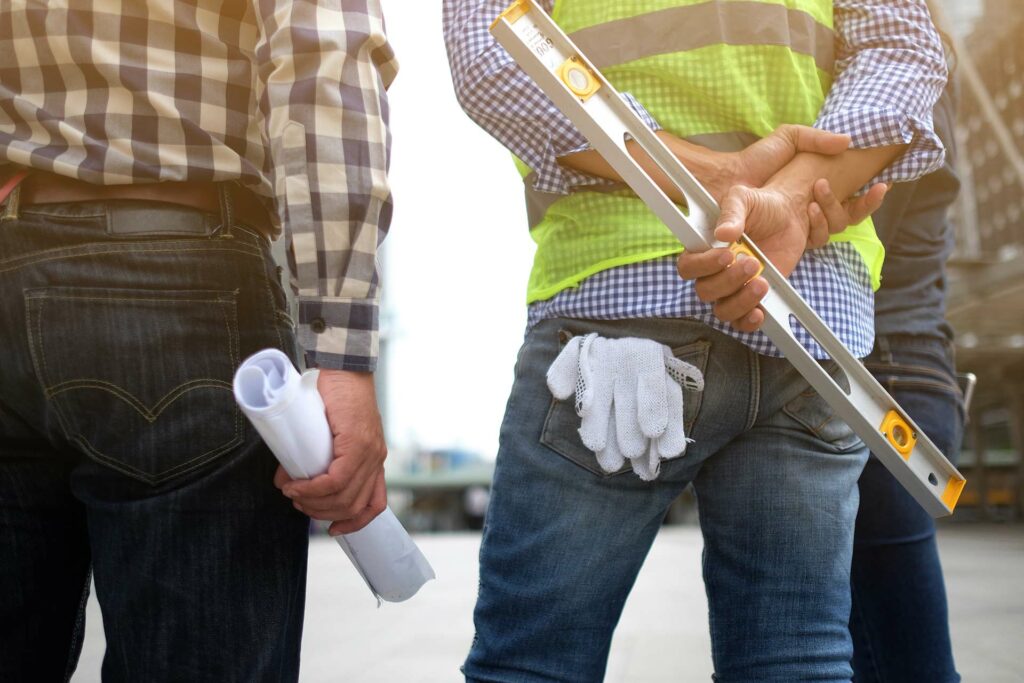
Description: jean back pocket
xmin=25 ymin=286 xmax=243 ymax=484
xmin=541 ymin=335 xmax=710 ymax=478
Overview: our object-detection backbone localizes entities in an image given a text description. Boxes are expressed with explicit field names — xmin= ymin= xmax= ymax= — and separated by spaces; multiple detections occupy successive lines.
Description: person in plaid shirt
xmin=0 ymin=1 xmax=395 ymax=679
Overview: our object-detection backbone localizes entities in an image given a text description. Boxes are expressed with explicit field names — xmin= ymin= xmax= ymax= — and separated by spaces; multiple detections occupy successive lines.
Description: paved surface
xmin=73 ymin=524 xmax=1023 ymax=682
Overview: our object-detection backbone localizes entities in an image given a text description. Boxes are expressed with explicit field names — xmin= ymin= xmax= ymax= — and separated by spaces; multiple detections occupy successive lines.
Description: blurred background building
xmin=934 ymin=0 xmax=1024 ymax=520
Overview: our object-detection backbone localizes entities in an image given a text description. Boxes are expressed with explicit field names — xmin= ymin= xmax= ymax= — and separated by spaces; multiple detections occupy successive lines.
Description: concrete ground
xmin=73 ymin=524 xmax=1022 ymax=682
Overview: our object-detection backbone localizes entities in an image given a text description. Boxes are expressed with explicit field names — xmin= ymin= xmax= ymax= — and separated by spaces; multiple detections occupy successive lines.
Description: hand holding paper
xmin=275 ymin=368 xmax=387 ymax=536
xmin=233 ymin=349 xmax=435 ymax=604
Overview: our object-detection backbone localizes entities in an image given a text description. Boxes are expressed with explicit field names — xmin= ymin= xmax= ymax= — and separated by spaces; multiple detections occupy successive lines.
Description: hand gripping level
xmin=491 ymin=0 xmax=965 ymax=516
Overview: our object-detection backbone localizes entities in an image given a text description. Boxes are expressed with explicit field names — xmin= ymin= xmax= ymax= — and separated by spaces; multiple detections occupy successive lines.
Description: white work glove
xmin=547 ymin=333 xmax=704 ymax=481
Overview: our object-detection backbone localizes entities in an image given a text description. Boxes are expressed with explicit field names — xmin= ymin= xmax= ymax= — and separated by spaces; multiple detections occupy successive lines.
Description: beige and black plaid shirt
xmin=0 ymin=0 xmax=397 ymax=371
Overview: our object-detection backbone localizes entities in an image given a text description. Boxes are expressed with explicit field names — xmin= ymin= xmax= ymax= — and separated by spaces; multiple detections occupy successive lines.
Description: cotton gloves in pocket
xmin=546 ymin=333 xmax=704 ymax=481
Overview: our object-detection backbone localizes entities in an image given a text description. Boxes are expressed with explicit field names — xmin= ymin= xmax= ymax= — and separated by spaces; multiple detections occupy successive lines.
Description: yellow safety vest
xmin=522 ymin=0 xmax=884 ymax=304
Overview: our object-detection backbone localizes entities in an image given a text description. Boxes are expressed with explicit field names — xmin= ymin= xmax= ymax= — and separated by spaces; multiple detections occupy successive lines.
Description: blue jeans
xmin=0 ymin=200 xmax=308 ymax=682
xmin=465 ymin=318 xmax=869 ymax=682
xmin=850 ymin=334 xmax=963 ymax=683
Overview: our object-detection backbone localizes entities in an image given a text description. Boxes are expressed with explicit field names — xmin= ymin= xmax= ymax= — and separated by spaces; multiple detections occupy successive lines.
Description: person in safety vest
xmin=445 ymin=0 xmax=948 ymax=680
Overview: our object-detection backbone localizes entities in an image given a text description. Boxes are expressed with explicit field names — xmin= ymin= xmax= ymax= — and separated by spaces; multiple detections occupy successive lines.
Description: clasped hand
xmin=673 ymin=125 xmax=889 ymax=332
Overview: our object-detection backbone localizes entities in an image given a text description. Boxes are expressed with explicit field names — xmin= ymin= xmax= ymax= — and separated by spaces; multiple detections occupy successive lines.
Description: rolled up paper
xmin=233 ymin=349 xmax=435 ymax=604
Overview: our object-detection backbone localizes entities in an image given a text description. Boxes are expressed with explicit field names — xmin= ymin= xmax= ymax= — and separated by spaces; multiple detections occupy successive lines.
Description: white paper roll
xmin=233 ymin=349 xmax=435 ymax=604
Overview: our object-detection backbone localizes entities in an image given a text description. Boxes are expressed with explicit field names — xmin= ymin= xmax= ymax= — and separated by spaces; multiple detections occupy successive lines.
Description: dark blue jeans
xmin=851 ymin=334 xmax=963 ymax=682
xmin=0 ymin=200 xmax=309 ymax=682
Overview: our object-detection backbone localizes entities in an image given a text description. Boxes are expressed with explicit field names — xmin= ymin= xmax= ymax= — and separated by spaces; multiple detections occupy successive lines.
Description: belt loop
xmin=217 ymin=182 xmax=234 ymax=238
xmin=0 ymin=170 xmax=30 ymax=221
xmin=1 ymin=184 xmax=22 ymax=222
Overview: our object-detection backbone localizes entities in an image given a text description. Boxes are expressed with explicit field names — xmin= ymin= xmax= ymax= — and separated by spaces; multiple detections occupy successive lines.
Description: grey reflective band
xmin=684 ymin=131 xmax=758 ymax=152
xmin=568 ymin=1 xmax=835 ymax=73
xmin=524 ymin=172 xmax=628 ymax=228
xmin=525 ymin=131 xmax=759 ymax=228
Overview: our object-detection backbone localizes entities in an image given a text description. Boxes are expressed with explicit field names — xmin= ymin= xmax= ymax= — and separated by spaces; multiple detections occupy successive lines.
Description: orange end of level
xmin=942 ymin=476 xmax=966 ymax=511
xmin=880 ymin=410 xmax=916 ymax=460
xmin=492 ymin=0 xmax=531 ymax=30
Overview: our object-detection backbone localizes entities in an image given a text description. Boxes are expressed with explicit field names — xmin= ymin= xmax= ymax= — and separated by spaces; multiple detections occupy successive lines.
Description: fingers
xmin=731 ymin=306 xmax=765 ymax=333
xmin=286 ymin=456 xmax=377 ymax=521
xmin=329 ymin=472 xmax=388 ymax=536
xmin=807 ymin=202 xmax=830 ymax=249
xmin=715 ymin=187 xmax=753 ymax=244
xmin=845 ymin=182 xmax=889 ymax=224
xmin=273 ymin=465 xmax=293 ymax=490
xmin=546 ymin=336 xmax=582 ymax=400
xmin=281 ymin=462 xmax=345 ymax=499
xmin=712 ymin=276 xmax=768 ymax=325
xmin=677 ymin=247 xmax=733 ymax=280
xmin=636 ymin=370 xmax=669 ymax=440
xmin=692 ymin=252 xmax=763 ymax=302
xmin=811 ymin=178 xmax=853 ymax=236
xmin=780 ymin=124 xmax=850 ymax=156
xmin=578 ymin=374 xmax=613 ymax=452
xmin=811 ymin=179 xmax=890 ymax=239
xmin=613 ymin=375 xmax=646 ymax=458
xmin=595 ymin=411 xmax=626 ymax=473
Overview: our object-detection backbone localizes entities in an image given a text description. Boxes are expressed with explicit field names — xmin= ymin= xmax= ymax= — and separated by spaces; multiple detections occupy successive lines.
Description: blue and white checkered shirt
xmin=444 ymin=0 xmax=947 ymax=359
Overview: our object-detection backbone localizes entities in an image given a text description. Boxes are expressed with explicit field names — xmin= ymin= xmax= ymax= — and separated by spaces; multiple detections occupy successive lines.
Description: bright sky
xmin=381 ymin=5 xmax=535 ymax=460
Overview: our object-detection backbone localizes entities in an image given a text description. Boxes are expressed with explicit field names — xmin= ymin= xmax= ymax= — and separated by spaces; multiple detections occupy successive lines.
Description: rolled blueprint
xmin=233 ymin=349 xmax=435 ymax=604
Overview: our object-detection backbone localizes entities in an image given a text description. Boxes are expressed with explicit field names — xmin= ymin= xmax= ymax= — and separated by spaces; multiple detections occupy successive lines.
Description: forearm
xmin=254 ymin=0 xmax=395 ymax=371
xmin=559 ymin=132 xmax=733 ymax=203
xmin=767 ymin=145 xmax=907 ymax=203
xmin=824 ymin=0 xmax=946 ymax=184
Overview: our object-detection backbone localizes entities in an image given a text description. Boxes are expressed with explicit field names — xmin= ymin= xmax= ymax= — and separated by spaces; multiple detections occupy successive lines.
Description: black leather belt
xmin=1 ymin=169 xmax=275 ymax=237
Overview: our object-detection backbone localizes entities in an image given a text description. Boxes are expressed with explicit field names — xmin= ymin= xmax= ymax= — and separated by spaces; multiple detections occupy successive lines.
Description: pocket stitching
xmin=884 ymin=377 xmax=960 ymax=396
xmin=26 ymin=289 xmax=244 ymax=485
xmin=47 ymin=379 xmax=234 ymax=423
xmin=782 ymin=396 xmax=860 ymax=452
xmin=1 ymin=242 xmax=261 ymax=274
xmin=70 ymin=429 xmax=243 ymax=485
xmin=670 ymin=340 xmax=710 ymax=437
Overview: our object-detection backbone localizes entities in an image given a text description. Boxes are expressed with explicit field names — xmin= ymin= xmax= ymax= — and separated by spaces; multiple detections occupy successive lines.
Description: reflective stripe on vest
xmin=568 ymin=2 xmax=834 ymax=72
xmin=524 ymin=131 xmax=758 ymax=229
xmin=522 ymin=0 xmax=884 ymax=304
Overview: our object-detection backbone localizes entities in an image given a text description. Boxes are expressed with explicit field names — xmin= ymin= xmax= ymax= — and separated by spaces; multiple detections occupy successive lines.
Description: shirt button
xmin=310 ymin=317 xmax=327 ymax=334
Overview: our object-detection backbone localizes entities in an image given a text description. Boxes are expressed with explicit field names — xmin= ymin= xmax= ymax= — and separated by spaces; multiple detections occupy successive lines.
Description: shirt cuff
xmin=531 ymin=92 xmax=663 ymax=195
xmin=816 ymin=108 xmax=945 ymax=187
xmin=297 ymin=297 xmax=379 ymax=372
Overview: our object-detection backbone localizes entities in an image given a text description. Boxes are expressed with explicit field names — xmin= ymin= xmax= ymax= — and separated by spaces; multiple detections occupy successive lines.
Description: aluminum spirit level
xmin=491 ymin=0 xmax=965 ymax=516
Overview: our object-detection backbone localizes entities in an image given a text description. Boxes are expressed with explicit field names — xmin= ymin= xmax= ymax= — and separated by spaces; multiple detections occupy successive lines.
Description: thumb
xmin=785 ymin=124 xmax=851 ymax=156
xmin=715 ymin=186 xmax=753 ymax=243
xmin=273 ymin=464 xmax=293 ymax=490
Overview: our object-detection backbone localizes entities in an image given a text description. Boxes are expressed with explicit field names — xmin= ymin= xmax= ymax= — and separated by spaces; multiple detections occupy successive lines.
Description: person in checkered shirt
xmin=0 ymin=1 xmax=395 ymax=680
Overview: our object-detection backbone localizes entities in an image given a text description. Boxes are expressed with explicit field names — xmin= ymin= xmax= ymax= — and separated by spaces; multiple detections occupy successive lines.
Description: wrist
xmin=765 ymin=155 xmax=816 ymax=206
xmin=661 ymin=133 xmax=740 ymax=201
